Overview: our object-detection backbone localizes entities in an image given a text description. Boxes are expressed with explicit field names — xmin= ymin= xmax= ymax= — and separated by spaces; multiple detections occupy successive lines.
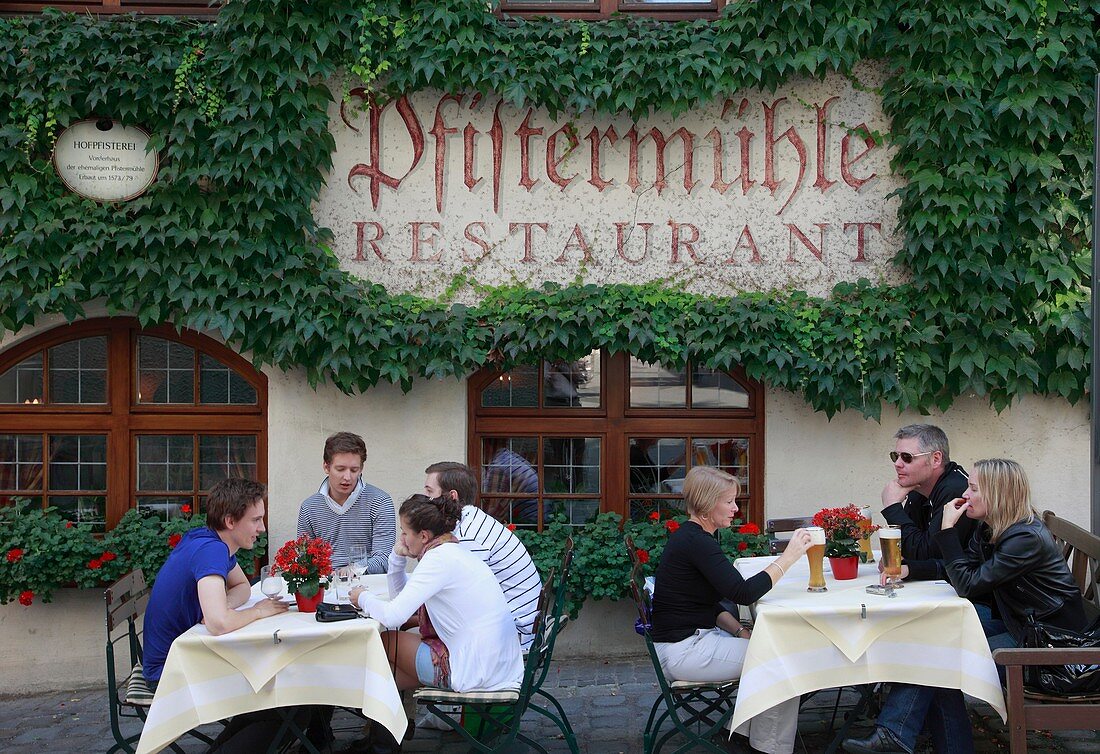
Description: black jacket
xmin=935 ymin=518 xmax=1087 ymax=641
xmin=882 ymin=461 xmax=975 ymax=580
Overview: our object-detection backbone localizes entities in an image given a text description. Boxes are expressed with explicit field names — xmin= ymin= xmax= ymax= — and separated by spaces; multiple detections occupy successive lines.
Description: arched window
xmin=468 ymin=351 xmax=764 ymax=530
xmin=0 ymin=318 xmax=266 ymax=531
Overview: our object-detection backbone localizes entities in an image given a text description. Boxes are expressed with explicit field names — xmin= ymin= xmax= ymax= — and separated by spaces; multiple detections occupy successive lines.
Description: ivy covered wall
xmin=0 ymin=0 xmax=1096 ymax=419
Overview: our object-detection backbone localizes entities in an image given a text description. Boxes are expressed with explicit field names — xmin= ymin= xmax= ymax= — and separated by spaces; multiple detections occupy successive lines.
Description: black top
xmin=935 ymin=518 xmax=1087 ymax=640
xmin=650 ymin=521 xmax=772 ymax=643
xmin=882 ymin=460 xmax=976 ymax=581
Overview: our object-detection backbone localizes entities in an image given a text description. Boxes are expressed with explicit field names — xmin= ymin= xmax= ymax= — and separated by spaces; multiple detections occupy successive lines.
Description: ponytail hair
xmin=400 ymin=493 xmax=463 ymax=537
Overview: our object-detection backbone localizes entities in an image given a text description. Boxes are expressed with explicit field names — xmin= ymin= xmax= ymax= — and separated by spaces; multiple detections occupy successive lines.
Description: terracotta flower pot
xmin=294 ymin=588 xmax=325 ymax=613
xmin=828 ymin=556 xmax=860 ymax=580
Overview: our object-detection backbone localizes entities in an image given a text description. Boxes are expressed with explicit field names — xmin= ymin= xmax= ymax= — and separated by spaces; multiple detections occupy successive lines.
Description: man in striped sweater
xmin=425 ymin=461 xmax=542 ymax=650
xmin=297 ymin=432 xmax=396 ymax=576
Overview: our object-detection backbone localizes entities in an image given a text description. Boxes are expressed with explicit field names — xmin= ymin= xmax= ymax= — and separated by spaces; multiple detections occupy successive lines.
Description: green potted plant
xmin=272 ymin=534 xmax=333 ymax=612
xmin=811 ymin=505 xmax=874 ymax=580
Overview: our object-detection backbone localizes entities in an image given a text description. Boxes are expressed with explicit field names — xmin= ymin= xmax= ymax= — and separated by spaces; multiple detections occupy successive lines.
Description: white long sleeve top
xmin=357 ymin=542 xmax=524 ymax=693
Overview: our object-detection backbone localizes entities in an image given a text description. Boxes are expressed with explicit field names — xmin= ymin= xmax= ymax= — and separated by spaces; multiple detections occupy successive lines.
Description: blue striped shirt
xmin=297 ymin=479 xmax=396 ymax=574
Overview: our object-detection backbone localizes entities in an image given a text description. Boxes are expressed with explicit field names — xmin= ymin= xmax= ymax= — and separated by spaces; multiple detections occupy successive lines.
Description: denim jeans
xmin=877 ymin=683 xmax=973 ymax=754
xmin=975 ymin=600 xmax=1017 ymax=683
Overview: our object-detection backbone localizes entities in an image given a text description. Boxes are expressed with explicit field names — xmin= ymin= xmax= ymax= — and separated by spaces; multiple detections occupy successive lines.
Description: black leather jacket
xmin=934 ymin=517 xmax=1086 ymax=641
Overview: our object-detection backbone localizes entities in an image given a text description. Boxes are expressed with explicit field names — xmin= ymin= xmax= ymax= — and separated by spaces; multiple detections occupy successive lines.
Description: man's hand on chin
xmin=880 ymin=479 xmax=917 ymax=508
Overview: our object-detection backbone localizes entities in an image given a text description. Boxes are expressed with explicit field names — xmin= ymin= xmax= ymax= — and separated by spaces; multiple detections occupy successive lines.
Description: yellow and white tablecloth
xmin=729 ymin=556 xmax=1006 ymax=731
xmin=137 ymin=576 xmax=403 ymax=754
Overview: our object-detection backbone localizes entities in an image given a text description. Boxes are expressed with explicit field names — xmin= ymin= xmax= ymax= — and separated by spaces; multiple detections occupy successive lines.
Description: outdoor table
xmin=729 ymin=555 xmax=1007 ymax=735
xmin=135 ymin=575 xmax=404 ymax=754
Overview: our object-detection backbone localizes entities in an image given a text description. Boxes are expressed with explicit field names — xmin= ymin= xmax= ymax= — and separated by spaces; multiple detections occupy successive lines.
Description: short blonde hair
xmin=683 ymin=466 xmax=739 ymax=519
xmin=973 ymin=458 xmax=1037 ymax=542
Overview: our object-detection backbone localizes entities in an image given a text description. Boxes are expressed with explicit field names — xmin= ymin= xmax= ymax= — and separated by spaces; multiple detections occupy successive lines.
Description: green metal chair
xmin=413 ymin=555 xmax=578 ymax=753
xmin=105 ymin=569 xmax=216 ymax=754
xmin=629 ymin=562 xmax=739 ymax=754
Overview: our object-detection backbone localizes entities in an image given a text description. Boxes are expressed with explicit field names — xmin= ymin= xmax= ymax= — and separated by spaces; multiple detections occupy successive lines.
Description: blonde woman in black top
xmin=651 ymin=466 xmax=811 ymax=754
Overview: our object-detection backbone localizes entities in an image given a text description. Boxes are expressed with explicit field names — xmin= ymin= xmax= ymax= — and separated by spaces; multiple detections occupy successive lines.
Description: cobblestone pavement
xmin=2 ymin=658 xmax=1097 ymax=753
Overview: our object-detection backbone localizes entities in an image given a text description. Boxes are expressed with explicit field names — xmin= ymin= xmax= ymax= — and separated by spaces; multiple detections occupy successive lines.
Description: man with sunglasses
xmin=878 ymin=424 xmax=975 ymax=582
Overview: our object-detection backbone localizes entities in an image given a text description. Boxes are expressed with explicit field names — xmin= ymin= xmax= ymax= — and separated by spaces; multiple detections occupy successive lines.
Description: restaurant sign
xmin=52 ymin=119 xmax=158 ymax=203
xmin=316 ymin=69 xmax=905 ymax=298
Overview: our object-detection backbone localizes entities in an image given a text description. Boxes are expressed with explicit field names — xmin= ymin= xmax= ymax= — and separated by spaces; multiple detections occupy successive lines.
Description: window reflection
xmin=692 ymin=367 xmax=749 ymax=408
xmin=49 ymin=337 xmax=107 ymax=404
xmin=628 ymin=437 xmax=686 ymax=493
xmin=200 ymin=354 xmax=258 ymax=405
xmin=137 ymin=336 xmax=195 ymax=403
xmin=481 ymin=437 xmax=540 ymax=524
xmin=629 ymin=358 xmax=686 ymax=407
xmin=0 ymin=354 xmax=43 ymax=404
xmin=481 ymin=366 xmax=538 ymax=408
xmin=0 ymin=434 xmax=43 ymax=490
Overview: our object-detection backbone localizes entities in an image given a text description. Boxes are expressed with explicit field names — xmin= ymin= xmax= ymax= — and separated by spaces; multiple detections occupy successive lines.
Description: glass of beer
xmin=880 ymin=525 xmax=904 ymax=588
xmin=858 ymin=506 xmax=875 ymax=563
xmin=806 ymin=526 xmax=827 ymax=592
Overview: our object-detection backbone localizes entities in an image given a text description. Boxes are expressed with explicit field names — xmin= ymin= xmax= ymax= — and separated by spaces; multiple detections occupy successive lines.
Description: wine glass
xmin=259 ymin=565 xmax=283 ymax=601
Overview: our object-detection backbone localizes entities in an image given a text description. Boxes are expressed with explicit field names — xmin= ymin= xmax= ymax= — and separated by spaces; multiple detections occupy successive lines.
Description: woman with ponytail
xmin=349 ymin=494 xmax=523 ymax=695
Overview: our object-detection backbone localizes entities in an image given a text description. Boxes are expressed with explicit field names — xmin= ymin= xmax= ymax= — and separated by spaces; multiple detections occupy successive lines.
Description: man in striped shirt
xmin=425 ymin=461 xmax=542 ymax=650
xmin=297 ymin=432 xmax=396 ymax=576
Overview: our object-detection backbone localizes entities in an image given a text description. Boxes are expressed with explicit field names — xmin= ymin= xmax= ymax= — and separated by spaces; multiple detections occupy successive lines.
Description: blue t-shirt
xmin=143 ymin=527 xmax=237 ymax=682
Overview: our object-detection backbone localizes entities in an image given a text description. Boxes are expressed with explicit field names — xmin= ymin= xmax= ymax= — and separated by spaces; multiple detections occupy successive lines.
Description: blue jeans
xmin=975 ymin=601 xmax=1017 ymax=683
xmin=877 ymin=684 xmax=973 ymax=754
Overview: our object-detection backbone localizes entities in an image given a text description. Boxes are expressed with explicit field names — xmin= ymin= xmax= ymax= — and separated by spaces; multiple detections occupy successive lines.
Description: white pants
xmin=655 ymin=627 xmax=799 ymax=754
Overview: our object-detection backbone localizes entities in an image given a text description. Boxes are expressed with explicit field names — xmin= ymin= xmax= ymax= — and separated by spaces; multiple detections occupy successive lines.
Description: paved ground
xmin=2 ymin=658 xmax=1098 ymax=753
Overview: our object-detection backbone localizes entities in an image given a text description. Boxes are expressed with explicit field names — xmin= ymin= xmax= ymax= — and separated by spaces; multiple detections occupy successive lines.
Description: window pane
xmin=199 ymin=435 xmax=257 ymax=489
xmin=545 ymin=498 xmax=600 ymax=526
xmin=137 ymin=336 xmax=195 ymax=403
xmin=0 ymin=353 xmax=43 ymax=404
xmin=481 ymin=366 xmax=538 ymax=407
xmin=0 ymin=434 xmax=43 ymax=490
xmin=200 ymin=354 xmax=258 ymax=405
xmin=629 ymin=437 xmax=686 ymax=493
xmin=481 ymin=437 xmax=539 ymax=524
xmin=48 ymin=337 xmax=107 ymax=404
xmin=693 ymin=438 xmax=750 ymax=489
xmin=543 ymin=437 xmax=600 ymax=494
xmin=48 ymin=435 xmax=107 ymax=491
xmin=691 ymin=367 xmax=749 ymax=408
xmin=136 ymin=435 xmax=194 ymax=491
xmin=630 ymin=497 xmax=686 ymax=522
xmin=52 ymin=495 xmax=106 ymax=532
xmin=543 ymin=351 xmax=601 ymax=408
xmin=629 ymin=358 xmax=686 ymax=408
xmin=137 ymin=496 xmax=192 ymax=523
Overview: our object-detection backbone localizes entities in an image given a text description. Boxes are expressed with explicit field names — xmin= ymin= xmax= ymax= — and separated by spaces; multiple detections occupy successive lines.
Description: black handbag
xmin=315 ymin=602 xmax=359 ymax=622
xmin=1021 ymin=613 xmax=1100 ymax=695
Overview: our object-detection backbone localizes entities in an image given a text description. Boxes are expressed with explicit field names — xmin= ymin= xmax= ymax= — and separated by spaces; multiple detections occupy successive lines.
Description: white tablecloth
xmin=137 ymin=575 xmax=402 ymax=754
xmin=729 ymin=556 xmax=1006 ymax=730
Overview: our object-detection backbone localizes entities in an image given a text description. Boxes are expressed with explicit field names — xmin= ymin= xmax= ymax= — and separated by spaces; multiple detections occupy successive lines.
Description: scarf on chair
xmin=417 ymin=532 xmax=457 ymax=689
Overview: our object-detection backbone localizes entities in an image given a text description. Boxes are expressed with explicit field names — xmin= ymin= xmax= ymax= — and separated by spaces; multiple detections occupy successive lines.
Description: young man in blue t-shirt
xmin=143 ymin=477 xmax=288 ymax=685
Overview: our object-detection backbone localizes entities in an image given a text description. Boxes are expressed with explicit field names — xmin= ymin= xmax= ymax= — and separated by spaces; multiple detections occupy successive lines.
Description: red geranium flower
xmin=88 ymin=558 xmax=103 ymax=570
xmin=737 ymin=541 xmax=748 ymax=551
xmin=181 ymin=504 xmax=192 ymax=515
xmin=738 ymin=523 xmax=760 ymax=535
xmin=506 ymin=524 xmax=517 ymax=531
xmin=168 ymin=533 xmax=183 ymax=549
xmin=6 ymin=548 xmax=23 ymax=563
xmin=648 ymin=511 xmax=660 ymax=521
xmin=18 ymin=590 xmax=34 ymax=606
xmin=665 ymin=520 xmax=680 ymax=533
xmin=635 ymin=548 xmax=650 ymax=564
xmin=65 ymin=522 xmax=73 ymax=529
xmin=100 ymin=551 xmax=117 ymax=562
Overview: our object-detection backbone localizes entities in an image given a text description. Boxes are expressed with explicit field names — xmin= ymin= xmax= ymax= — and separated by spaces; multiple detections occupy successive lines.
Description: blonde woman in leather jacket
xmin=936 ymin=458 xmax=1087 ymax=654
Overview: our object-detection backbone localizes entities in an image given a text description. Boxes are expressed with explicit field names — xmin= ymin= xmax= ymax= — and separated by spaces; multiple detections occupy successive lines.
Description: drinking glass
xmin=880 ymin=525 xmax=904 ymax=588
xmin=348 ymin=545 xmax=369 ymax=585
xmin=858 ymin=506 xmax=875 ymax=563
xmin=806 ymin=526 xmax=827 ymax=592
xmin=259 ymin=565 xmax=283 ymax=600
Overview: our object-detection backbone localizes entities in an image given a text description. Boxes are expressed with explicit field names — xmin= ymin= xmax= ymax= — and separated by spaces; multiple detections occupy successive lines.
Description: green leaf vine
xmin=0 ymin=0 xmax=1097 ymax=420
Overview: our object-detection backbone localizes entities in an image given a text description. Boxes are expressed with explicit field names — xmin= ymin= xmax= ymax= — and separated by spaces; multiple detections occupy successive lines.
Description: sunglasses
xmin=889 ymin=451 xmax=934 ymax=464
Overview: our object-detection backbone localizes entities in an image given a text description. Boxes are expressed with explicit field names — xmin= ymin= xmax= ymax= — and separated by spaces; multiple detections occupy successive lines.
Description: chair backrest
xmin=520 ymin=576 xmax=567 ymax=704
xmin=766 ymin=516 xmax=813 ymax=554
xmin=104 ymin=569 xmax=149 ymax=708
xmin=555 ymin=536 xmax=575 ymax=611
xmin=1044 ymin=511 xmax=1100 ymax=617
xmin=624 ymin=533 xmax=639 ymax=569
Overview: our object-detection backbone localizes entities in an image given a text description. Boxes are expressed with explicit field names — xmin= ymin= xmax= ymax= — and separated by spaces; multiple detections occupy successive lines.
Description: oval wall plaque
xmin=52 ymin=119 xmax=158 ymax=202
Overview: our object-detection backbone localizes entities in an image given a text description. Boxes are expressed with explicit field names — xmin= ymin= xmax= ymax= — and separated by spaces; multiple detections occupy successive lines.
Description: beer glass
xmin=858 ymin=506 xmax=875 ymax=563
xmin=806 ymin=526 xmax=827 ymax=592
xmin=880 ymin=525 xmax=904 ymax=588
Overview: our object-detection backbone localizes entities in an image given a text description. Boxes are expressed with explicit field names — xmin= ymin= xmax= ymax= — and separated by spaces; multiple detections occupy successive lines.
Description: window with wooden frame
xmin=468 ymin=350 xmax=763 ymax=530
xmin=0 ymin=318 xmax=266 ymax=532
xmin=497 ymin=0 xmax=726 ymax=21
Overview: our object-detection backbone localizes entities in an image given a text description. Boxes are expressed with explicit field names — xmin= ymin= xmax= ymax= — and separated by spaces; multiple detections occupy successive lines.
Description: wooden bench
xmin=993 ymin=510 xmax=1100 ymax=754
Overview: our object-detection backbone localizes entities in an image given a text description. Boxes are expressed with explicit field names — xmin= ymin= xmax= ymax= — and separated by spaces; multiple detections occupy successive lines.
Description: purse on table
xmin=1021 ymin=613 xmax=1100 ymax=695
xmin=315 ymin=602 xmax=359 ymax=622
